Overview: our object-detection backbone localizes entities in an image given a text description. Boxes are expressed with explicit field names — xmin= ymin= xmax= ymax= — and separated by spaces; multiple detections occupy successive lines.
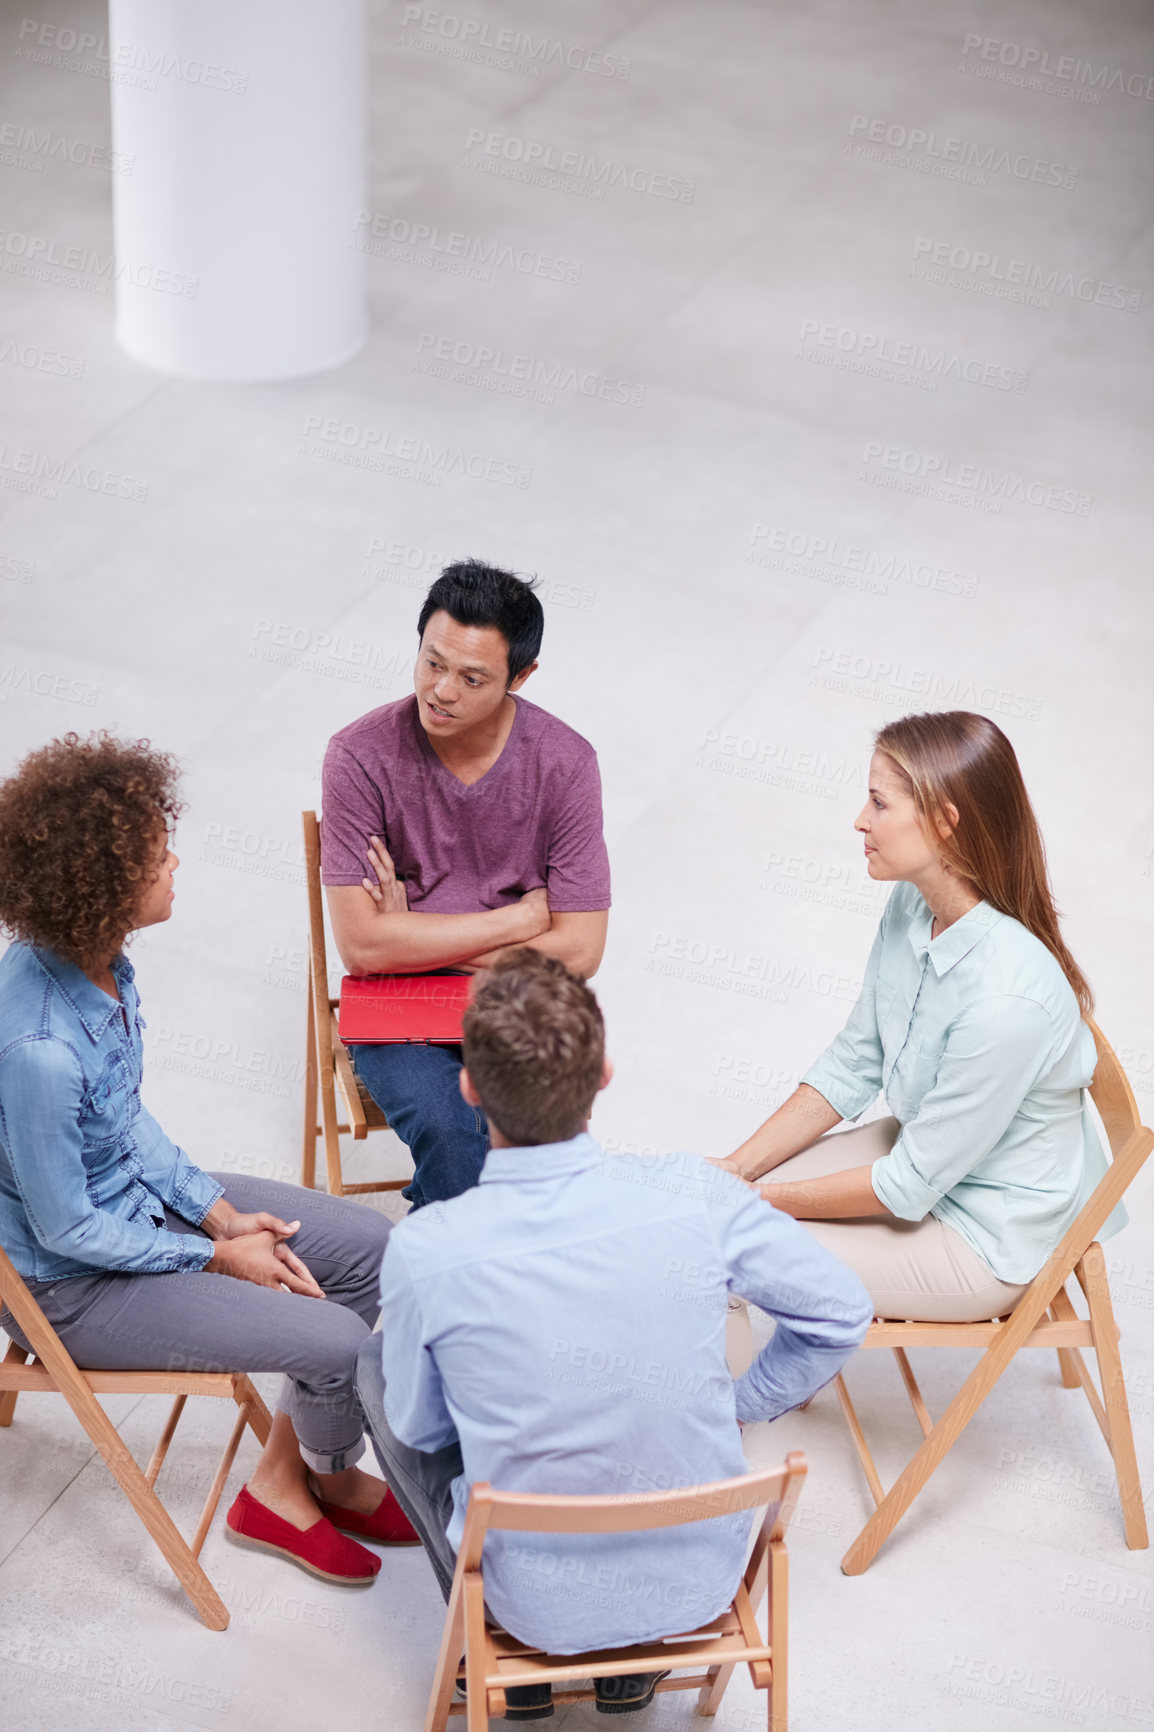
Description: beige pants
xmin=724 ymin=1117 xmax=1029 ymax=1366
xmin=775 ymin=1118 xmax=1029 ymax=1323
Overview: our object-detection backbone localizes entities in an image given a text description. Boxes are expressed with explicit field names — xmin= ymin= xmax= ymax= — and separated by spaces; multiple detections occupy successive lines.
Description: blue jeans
xmin=348 ymin=1041 xmax=489 ymax=1209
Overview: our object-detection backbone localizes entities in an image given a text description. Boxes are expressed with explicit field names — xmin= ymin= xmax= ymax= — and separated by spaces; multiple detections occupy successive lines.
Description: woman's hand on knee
xmin=202 ymin=1199 xmax=309 ymax=1253
xmin=218 ymin=1208 xmax=302 ymax=1243
xmin=707 ymin=1155 xmax=758 ymax=1188
xmin=206 ymin=1229 xmax=326 ymax=1298
xmin=272 ymin=1236 xmax=327 ymax=1297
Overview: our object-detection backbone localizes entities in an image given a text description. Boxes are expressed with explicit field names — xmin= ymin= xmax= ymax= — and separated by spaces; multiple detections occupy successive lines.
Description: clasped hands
xmin=203 ymin=1202 xmax=325 ymax=1298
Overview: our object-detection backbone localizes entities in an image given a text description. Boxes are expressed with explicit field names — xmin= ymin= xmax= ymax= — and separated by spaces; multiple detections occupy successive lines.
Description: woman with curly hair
xmin=0 ymin=732 xmax=417 ymax=1585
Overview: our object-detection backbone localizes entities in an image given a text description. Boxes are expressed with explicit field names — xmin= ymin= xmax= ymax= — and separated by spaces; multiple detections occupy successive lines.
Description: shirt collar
xmin=479 ymin=1129 xmax=602 ymax=1185
xmin=907 ymin=894 xmax=1003 ymax=977
xmin=32 ymin=947 xmax=132 ymax=1041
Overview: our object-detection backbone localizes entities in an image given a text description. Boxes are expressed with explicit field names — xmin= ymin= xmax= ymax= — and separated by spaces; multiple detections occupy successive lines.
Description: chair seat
xmin=475 ymin=1635 xmax=773 ymax=1692
xmin=0 ymin=1357 xmax=242 ymax=1399
xmin=859 ymin=1314 xmax=1095 ymax=1349
xmin=479 ymin=1606 xmax=766 ymax=1688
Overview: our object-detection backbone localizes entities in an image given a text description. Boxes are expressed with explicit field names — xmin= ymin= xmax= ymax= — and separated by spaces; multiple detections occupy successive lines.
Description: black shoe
xmin=454 ymin=1681 xmax=554 ymax=1721
xmin=594 ymin=1671 xmax=671 ymax=1715
xmin=503 ymin=1684 xmax=554 ymax=1721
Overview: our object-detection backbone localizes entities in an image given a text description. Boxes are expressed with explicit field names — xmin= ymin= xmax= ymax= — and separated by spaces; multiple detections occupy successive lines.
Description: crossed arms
xmin=327 ymin=836 xmax=608 ymax=981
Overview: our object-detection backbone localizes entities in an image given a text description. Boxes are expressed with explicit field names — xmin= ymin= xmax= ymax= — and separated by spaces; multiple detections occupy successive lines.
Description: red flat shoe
xmin=225 ymin=1485 xmax=381 ymax=1585
xmin=316 ymin=1485 xmax=421 ymax=1546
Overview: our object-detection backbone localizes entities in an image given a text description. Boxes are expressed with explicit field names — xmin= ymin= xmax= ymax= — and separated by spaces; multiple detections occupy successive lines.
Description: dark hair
xmin=875 ymin=711 xmax=1093 ymax=1016
xmin=417 ymin=559 xmax=544 ymax=683
xmin=0 ymin=731 xmax=183 ymax=970
xmin=462 ymin=950 xmax=605 ymax=1145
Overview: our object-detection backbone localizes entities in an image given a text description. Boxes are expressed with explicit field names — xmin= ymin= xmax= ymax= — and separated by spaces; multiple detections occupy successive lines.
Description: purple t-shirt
xmin=321 ymin=694 xmax=611 ymax=914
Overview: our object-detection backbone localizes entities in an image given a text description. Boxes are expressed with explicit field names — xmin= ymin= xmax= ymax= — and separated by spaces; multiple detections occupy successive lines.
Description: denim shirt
xmin=802 ymin=883 xmax=1124 ymax=1284
xmin=0 ymin=942 xmax=223 ymax=1282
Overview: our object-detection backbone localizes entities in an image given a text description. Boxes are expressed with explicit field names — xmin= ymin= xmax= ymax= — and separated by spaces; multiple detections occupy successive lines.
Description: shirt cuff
xmin=732 ymin=1375 xmax=766 ymax=1427
xmin=870 ymin=1148 xmax=939 ymax=1223
xmin=181 ymin=1236 xmax=217 ymax=1274
xmin=800 ymin=1059 xmax=875 ymax=1122
xmin=170 ymin=1167 xmax=225 ymax=1227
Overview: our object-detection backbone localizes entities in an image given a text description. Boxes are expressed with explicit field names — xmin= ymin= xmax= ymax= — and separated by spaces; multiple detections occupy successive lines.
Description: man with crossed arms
xmin=321 ymin=558 xmax=610 ymax=1208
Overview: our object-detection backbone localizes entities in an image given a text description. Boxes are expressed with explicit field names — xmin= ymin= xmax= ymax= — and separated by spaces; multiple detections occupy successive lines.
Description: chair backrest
xmin=1020 ymin=1021 xmax=1154 ymax=1314
xmin=302 ymin=810 xmax=338 ymax=1077
xmin=456 ymin=1455 xmax=807 ymax=1573
xmin=302 ymin=810 xmax=328 ymax=983
xmin=1085 ymin=1018 xmax=1145 ymax=1159
xmin=1077 ymin=1020 xmax=1153 ymax=1228
xmin=0 ymin=1240 xmax=90 ymax=1393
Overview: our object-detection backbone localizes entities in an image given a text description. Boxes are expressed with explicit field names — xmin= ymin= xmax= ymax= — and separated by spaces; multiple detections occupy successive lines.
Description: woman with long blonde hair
xmin=723 ymin=711 xmax=1122 ymax=1323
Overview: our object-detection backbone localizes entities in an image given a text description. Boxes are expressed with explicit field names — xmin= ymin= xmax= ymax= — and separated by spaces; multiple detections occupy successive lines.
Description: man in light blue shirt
xmin=356 ymin=950 xmax=870 ymax=1714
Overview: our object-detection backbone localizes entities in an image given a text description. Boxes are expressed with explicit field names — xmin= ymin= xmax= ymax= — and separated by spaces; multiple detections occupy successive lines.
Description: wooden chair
xmin=300 ymin=809 xmax=410 ymax=1199
xmin=426 ymin=1454 xmax=807 ymax=1732
xmin=835 ymin=1018 xmax=1152 ymax=1575
xmin=0 ymin=1243 xmax=272 ymax=1630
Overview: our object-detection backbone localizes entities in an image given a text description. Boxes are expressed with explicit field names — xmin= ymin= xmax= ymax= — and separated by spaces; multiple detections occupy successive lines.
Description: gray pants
xmin=3 ymin=1175 xmax=390 ymax=1474
xmin=355 ymin=1334 xmax=460 ymax=1601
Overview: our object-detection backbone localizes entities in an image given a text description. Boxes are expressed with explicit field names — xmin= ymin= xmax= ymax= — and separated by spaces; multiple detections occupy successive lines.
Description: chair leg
xmin=59 ymin=1380 xmax=229 ymax=1629
xmin=464 ymin=1575 xmax=491 ymax=1732
xmin=892 ymin=1348 xmax=933 ymax=1438
xmin=301 ymin=959 xmax=319 ymax=1189
xmin=320 ymin=1067 xmax=346 ymax=1198
xmin=1079 ymin=1244 xmax=1149 ymax=1549
xmin=767 ymin=1540 xmax=788 ymax=1732
xmin=697 ymin=1663 xmax=735 ymax=1717
xmin=1050 ymin=1290 xmax=1082 ymax=1387
xmin=0 ymin=1340 xmax=30 ymax=1426
xmin=191 ymin=1402 xmax=251 ymax=1558
xmin=840 ymin=1329 xmax=1016 ymax=1575
xmin=424 ymin=1576 xmax=467 ymax=1732
xmin=1048 ymin=1288 xmax=1110 ymax=1444
xmin=146 ymin=1395 xmax=187 ymax=1486
xmin=833 ymin=1374 xmax=885 ymax=1507
xmin=1056 ymin=1348 xmax=1082 ymax=1388
xmin=315 ymin=1019 xmax=348 ymax=1201
xmin=235 ymin=1375 xmax=273 ymax=1448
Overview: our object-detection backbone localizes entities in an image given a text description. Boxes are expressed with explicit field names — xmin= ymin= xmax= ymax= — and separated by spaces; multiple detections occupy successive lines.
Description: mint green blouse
xmin=802 ymin=883 xmax=1124 ymax=1283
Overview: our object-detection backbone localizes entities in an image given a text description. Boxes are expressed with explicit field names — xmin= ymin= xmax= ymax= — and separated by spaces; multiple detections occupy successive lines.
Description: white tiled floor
xmin=1 ymin=1 xmax=1152 ymax=1728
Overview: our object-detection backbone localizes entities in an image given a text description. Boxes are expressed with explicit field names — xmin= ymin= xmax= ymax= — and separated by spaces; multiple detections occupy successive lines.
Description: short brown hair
xmin=462 ymin=950 xmax=605 ymax=1146
xmin=0 ymin=731 xmax=182 ymax=970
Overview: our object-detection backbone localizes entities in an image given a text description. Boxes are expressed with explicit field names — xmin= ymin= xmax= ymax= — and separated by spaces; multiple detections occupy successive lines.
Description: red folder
xmin=337 ymin=973 xmax=472 ymax=1045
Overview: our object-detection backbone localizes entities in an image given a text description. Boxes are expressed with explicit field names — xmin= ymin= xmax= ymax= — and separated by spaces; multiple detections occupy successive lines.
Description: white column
xmin=108 ymin=1 xmax=366 ymax=382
